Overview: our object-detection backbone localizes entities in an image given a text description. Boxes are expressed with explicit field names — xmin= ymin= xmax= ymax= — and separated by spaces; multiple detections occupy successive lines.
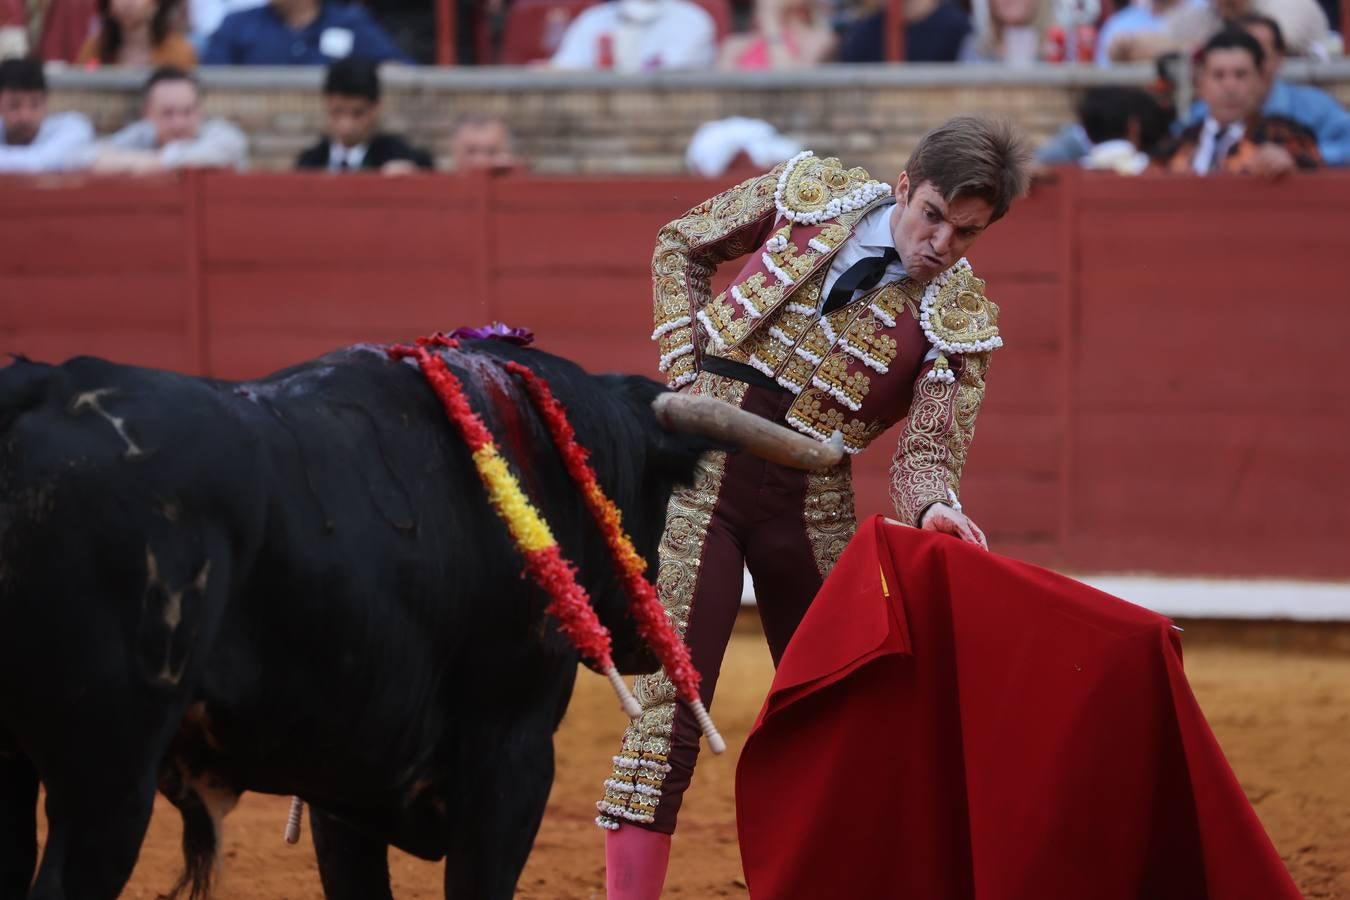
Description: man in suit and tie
xmin=1159 ymin=28 xmax=1321 ymax=175
xmin=595 ymin=116 xmax=1031 ymax=899
xmin=296 ymin=56 xmax=433 ymax=174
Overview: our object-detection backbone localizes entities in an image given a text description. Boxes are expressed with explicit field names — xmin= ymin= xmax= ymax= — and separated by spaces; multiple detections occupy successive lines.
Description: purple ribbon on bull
xmin=445 ymin=323 xmax=535 ymax=346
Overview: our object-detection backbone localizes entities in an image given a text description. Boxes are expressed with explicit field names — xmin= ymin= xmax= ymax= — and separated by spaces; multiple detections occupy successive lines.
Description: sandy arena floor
xmin=39 ymin=615 xmax=1350 ymax=899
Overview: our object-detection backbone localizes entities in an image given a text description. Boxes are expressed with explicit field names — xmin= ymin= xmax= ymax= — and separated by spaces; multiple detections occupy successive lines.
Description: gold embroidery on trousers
xmin=595 ymin=373 xmax=747 ymax=829
xmin=804 ymin=459 xmax=858 ymax=579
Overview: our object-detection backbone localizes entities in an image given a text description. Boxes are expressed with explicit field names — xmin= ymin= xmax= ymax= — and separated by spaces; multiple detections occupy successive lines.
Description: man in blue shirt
xmin=1187 ymin=13 xmax=1350 ymax=165
xmin=203 ymin=0 xmax=412 ymax=64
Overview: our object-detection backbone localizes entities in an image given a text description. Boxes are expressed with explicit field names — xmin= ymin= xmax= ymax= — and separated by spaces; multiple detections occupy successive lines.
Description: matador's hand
xmin=920 ymin=503 xmax=988 ymax=550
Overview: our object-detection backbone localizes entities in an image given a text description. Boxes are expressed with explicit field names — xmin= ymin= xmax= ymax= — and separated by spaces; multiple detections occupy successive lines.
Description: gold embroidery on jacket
xmin=890 ymin=351 xmax=990 ymax=525
xmin=651 ymin=167 xmax=782 ymax=387
xmin=703 ymin=200 xmax=883 ymax=354
xmin=785 ymin=389 xmax=880 ymax=450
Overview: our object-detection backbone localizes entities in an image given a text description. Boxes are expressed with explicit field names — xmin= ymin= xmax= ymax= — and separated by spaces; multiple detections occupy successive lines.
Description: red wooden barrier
xmin=2 ymin=169 xmax=1348 ymax=579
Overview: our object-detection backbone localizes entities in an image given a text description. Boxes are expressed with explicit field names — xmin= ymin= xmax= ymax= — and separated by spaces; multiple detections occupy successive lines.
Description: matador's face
xmin=889 ymin=174 xmax=993 ymax=282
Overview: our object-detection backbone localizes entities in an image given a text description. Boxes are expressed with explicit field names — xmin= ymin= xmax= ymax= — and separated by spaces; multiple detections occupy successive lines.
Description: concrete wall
xmin=45 ymin=61 xmax=1350 ymax=174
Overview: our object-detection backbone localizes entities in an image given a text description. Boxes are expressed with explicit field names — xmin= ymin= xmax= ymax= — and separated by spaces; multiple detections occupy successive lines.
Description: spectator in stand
xmin=297 ymin=57 xmax=431 ymax=174
xmin=1035 ymin=83 xmax=1170 ymax=166
xmin=717 ymin=0 xmax=835 ymax=69
xmin=1156 ymin=28 xmax=1320 ymax=174
xmin=187 ymin=0 xmax=264 ymax=49
xmin=203 ymin=0 xmax=412 ymax=65
xmin=1187 ymin=13 xmax=1350 ymax=165
xmin=838 ymin=0 xmax=972 ymax=63
xmin=1 ymin=0 xmax=99 ymax=63
xmin=1076 ymin=85 xmax=1169 ymax=171
xmin=91 ymin=66 xmax=246 ymax=172
xmin=77 ymin=0 xmax=197 ymax=67
xmin=1110 ymin=0 xmax=1332 ymax=61
xmin=1 ymin=0 xmax=26 ymax=58
xmin=1095 ymin=0 xmax=1194 ymax=65
xmin=550 ymin=0 xmax=716 ymax=71
xmin=447 ymin=113 xmax=520 ymax=172
xmin=960 ymin=0 xmax=1055 ymax=64
xmin=0 ymin=56 xmax=93 ymax=171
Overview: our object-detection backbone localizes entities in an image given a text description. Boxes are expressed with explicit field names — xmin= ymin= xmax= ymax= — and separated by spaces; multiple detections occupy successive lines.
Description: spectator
xmin=838 ymin=0 xmax=972 ymax=63
xmin=550 ymin=0 xmax=716 ymax=71
xmin=717 ymin=0 xmax=835 ymax=70
xmin=91 ymin=66 xmax=247 ymax=172
xmin=77 ymin=0 xmax=198 ymax=67
xmin=203 ymin=0 xmax=412 ymax=65
xmin=0 ymin=56 xmax=93 ymax=172
xmin=1112 ymin=0 xmax=1331 ymax=61
xmin=2 ymin=0 xmax=99 ymax=62
xmin=1077 ymin=85 xmax=1169 ymax=172
xmin=186 ymin=0 xmax=264 ymax=48
xmin=1095 ymin=0 xmax=1193 ymax=65
xmin=1187 ymin=13 xmax=1350 ymax=165
xmin=1156 ymin=28 xmax=1320 ymax=175
xmin=960 ymin=0 xmax=1050 ymax=64
xmin=1036 ymin=83 xmax=1170 ymax=165
xmin=296 ymin=57 xmax=431 ymax=174
xmin=1 ymin=0 xmax=25 ymax=59
xmin=447 ymin=113 xmax=520 ymax=172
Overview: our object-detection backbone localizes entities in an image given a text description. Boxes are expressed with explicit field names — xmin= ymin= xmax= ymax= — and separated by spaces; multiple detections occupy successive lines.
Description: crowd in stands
xmin=0 ymin=55 xmax=517 ymax=171
xmin=1032 ymin=14 xmax=1348 ymax=173
xmin=0 ymin=0 xmax=1347 ymax=177
xmin=0 ymin=0 xmax=1341 ymax=66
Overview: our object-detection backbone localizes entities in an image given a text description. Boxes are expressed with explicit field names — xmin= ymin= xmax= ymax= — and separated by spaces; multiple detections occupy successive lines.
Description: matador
xmin=597 ymin=117 xmax=1031 ymax=898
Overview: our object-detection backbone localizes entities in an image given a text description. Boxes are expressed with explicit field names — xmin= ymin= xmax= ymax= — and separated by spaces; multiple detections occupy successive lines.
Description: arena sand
xmin=44 ymin=614 xmax=1350 ymax=899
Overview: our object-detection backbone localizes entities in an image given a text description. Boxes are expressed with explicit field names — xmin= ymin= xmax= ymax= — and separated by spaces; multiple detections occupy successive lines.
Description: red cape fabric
xmin=736 ymin=516 xmax=1301 ymax=900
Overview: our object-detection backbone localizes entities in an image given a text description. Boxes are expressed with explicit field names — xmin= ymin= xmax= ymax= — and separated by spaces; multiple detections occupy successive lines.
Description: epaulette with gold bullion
xmin=772 ymin=151 xmax=892 ymax=226
xmin=917 ymin=259 xmax=1002 ymax=383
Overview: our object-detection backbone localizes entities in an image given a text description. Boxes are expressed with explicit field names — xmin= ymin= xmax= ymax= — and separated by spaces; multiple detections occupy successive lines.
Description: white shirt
xmin=328 ymin=141 xmax=369 ymax=172
xmin=819 ymin=202 xmax=941 ymax=363
xmin=820 ymin=202 xmax=907 ymax=309
xmin=0 ymin=112 xmax=95 ymax=173
xmin=1082 ymin=138 xmax=1150 ymax=175
xmin=101 ymin=118 xmax=249 ymax=170
xmin=551 ymin=0 xmax=716 ymax=72
xmin=1193 ymin=117 xmax=1245 ymax=175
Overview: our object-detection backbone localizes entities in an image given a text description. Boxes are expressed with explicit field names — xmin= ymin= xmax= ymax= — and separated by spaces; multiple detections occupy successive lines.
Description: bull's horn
xmin=652 ymin=392 xmax=843 ymax=471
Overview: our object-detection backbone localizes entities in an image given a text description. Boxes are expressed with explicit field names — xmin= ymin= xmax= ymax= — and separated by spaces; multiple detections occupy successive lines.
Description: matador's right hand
xmin=920 ymin=503 xmax=988 ymax=550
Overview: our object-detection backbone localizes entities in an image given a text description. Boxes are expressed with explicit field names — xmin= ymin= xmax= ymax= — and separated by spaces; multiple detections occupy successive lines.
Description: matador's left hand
xmin=920 ymin=503 xmax=988 ymax=550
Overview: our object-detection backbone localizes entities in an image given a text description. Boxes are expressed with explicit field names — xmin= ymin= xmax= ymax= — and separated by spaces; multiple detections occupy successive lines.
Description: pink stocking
xmin=605 ymin=825 xmax=672 ymax=899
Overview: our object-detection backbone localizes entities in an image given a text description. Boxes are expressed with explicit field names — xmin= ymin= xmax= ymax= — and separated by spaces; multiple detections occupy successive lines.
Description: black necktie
xmin=823 ymin=248 xmax=899 ymax=314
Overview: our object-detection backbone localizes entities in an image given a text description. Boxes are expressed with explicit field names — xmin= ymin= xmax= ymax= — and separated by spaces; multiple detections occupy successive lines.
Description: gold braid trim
xmin=804 ymin=458 xmax=858 ymax=579
xmin=652 ymin=167 xmax=784 ymax=388
xmin=596 ymin=373 xmax=747 ymax=829
xmin=890 ymin=352 xmax=990 ymax=526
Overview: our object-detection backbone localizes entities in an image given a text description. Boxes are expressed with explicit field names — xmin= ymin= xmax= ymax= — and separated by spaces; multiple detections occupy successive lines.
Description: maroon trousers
xmin=596 ymin=373 xmax=856 ymax=834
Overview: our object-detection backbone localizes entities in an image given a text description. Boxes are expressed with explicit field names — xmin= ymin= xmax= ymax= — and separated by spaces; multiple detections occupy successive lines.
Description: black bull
xmin=0 ymin=340 xmax=746 ymax=900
